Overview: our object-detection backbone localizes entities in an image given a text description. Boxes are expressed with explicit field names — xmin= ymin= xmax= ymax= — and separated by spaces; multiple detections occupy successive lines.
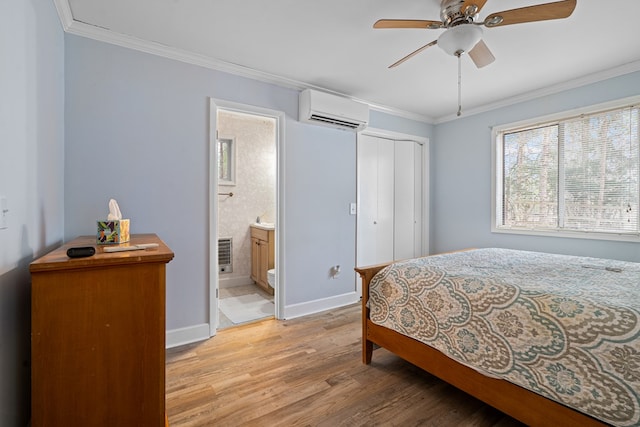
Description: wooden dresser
xmin=30 ymin=234 xmax=174 ymax=427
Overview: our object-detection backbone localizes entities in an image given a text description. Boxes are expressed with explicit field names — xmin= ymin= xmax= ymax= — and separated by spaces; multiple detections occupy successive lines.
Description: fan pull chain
xmin=457 ymin=51 xmax=462 ymax=117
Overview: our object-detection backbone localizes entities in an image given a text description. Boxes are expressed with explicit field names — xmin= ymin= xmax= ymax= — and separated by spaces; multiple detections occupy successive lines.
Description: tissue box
xmin=97 ymin=219 xmax=130 ymax=244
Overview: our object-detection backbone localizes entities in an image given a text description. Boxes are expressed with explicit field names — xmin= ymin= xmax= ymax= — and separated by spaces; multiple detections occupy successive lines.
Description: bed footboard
xmin=355 ymin=262 xmax=392 ymax=365
xmin=354 ymin=253 xmax=607 ymax=427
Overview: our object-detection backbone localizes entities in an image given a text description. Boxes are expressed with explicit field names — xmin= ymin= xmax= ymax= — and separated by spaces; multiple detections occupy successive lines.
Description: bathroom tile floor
xmin=218 ymin=283 xmax=274 ymax=330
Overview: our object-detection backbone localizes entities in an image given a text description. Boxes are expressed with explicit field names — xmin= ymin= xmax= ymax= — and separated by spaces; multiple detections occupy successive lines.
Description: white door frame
xmin=355 ymin=127 xmax=429 ymax=296
xmin=209 ymin=98 xmax=285 ymax=337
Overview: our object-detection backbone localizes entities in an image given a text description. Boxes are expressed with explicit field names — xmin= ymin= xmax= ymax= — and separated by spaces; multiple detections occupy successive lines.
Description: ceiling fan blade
xmin=389 ymin=40 xmax=438 ymax=68
xmin=483 ymin=0 xmax=576 ymax=27
xmin=460 ymin=0 xmax=488 ymax=16
xmin=468 ymin=39 xmax=495 ymax=68
xmin=374 ymin=19 xmax=442 ymax=29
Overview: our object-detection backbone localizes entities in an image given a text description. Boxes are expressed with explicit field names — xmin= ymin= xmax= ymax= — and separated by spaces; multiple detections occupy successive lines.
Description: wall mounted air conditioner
xmin=299 ymin=89 xmax=369 ymax=132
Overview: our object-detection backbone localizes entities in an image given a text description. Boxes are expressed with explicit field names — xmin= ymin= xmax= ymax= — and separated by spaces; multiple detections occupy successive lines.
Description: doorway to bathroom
xmin=209 ymin=100 xmax=283 ymax=333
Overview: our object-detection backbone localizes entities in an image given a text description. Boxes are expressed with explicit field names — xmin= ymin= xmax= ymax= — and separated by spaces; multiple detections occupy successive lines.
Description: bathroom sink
xmin=252 ymin=222 xmax=274 ymax=230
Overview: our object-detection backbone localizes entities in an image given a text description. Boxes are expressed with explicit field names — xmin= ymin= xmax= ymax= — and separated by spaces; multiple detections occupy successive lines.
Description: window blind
xmin=503 ymin=124 xmax=559 ymax=229
xmin=561 ymin=107 xmax=639 ymax=233
xmin=498 ymin=103 xmax=640 ymax=236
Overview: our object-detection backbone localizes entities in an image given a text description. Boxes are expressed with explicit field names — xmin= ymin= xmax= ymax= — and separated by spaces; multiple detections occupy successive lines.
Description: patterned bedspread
xmin=368 ymin=248 xmax=640 ymax=426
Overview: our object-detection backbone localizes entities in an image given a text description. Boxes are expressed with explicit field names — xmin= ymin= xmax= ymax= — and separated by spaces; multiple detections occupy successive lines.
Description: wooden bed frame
xmin=355 ymin=261 xmax=607 ymax=427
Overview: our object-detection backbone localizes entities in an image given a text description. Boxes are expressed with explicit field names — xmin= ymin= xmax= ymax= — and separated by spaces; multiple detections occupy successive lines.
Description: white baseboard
xmin=166 ymin=323 xmax=210 ymax=349
xmin=219 ymin=275 xmax=254 ymax=288
xmin=282 ymin=291 xmax=360 ymax=320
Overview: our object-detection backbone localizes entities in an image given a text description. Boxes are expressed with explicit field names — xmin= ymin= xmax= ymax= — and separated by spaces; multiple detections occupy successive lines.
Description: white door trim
xmin=209 ymin=98 xmax=285 ymax=337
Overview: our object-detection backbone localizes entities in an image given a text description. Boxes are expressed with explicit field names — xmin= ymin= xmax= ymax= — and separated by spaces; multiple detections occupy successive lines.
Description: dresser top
xmin=30 ymin=233 xmax=174 ymax=273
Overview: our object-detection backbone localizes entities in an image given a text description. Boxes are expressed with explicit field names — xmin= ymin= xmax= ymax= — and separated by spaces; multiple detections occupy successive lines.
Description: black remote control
xmin=66 ymin=246 xmax=96 ymax=258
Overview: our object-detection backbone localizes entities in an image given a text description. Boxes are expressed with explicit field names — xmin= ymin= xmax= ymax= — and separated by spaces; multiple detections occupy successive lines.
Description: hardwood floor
xmin=166 ymin=303 xmax=525 ymax=426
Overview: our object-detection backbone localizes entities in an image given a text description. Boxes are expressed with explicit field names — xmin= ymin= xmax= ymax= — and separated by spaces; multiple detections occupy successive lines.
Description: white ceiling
xmin=58 ymin=0 xmax=640 ymax=122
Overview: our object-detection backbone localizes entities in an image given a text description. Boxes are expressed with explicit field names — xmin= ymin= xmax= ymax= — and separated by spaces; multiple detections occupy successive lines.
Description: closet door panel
xmin=394 ymin=140 xmax=416 ymax=261
xmin=357 ymin=135 xmax=392 ymax=267
xmin=357 ymin=135 xmax=424 ymax=268
xmin=376 ymin=140 xmax=395 ymax=263
xmin=413 ymin=142 xmax=423 ymax=257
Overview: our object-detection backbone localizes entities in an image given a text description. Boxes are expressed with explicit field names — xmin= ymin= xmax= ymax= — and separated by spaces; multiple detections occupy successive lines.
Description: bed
xmin=355 ymin=248 xmax=640 ymax=427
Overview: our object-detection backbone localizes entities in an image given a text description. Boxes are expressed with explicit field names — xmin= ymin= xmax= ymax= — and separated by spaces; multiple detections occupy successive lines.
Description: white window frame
xmin=217 ymin=136 xmax=236 ymax=186
xmin=491 ymin=95 xmax=640 ymax=242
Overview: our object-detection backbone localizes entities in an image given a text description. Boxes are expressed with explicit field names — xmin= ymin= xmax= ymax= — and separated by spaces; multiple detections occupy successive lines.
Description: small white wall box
xmin=299 ymin=89 xmax=369 ymax=131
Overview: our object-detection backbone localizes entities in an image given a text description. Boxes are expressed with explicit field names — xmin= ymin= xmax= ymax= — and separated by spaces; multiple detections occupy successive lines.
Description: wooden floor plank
xmin=166 ymin=304 xmax=525 ymax=426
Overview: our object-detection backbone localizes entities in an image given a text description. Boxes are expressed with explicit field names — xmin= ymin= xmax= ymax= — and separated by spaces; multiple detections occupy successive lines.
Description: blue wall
xmin=0 ymin=1 xmax=65 ymax=425
xmin=433 ymin=71 xmax=640 ymax=261
xmin=63 ymin=34 xmax=432 ymax=334
xmin=4 ymin=6 xmax=640 ymax=424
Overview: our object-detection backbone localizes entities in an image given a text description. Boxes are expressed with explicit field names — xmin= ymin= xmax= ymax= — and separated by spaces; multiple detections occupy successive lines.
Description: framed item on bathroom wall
xmin=217 ymin=136 xmax=236 ymax=186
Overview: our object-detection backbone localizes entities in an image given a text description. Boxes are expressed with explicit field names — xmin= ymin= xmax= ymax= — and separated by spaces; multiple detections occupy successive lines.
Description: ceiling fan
xmin=375 ymin=0 xmax=577 ymax=69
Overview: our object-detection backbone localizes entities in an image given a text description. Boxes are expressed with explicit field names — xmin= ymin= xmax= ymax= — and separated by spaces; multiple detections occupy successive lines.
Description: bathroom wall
xmin=217 ymin=110 xmax=276 ymax=285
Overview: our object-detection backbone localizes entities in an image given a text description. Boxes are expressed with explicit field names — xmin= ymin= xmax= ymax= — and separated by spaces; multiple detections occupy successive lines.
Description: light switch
xmin=349 ymin=202 xmax=357 ymax=215
xmin=0 ymin=197 xmax=7 ymax=229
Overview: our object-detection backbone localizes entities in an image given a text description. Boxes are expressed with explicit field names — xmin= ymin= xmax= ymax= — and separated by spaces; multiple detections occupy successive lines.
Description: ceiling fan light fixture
xmin=484 ymin=15 xmax=504 ymax=27
xmin=437 ymin=25 xmax=483 ymax=56
xmin=462 ymin=4 xmax=479 ymax=17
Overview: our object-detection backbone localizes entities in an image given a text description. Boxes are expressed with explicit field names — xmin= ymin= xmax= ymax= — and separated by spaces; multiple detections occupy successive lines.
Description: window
xmin=217 ymin=137 xmax=235 ymax=185
xmin=493 ymin=98 xmax=640 ymax=241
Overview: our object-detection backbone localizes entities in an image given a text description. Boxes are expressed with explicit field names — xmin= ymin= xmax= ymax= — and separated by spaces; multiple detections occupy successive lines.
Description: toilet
xmin=267 ymin=269 xmax=276 ymax=288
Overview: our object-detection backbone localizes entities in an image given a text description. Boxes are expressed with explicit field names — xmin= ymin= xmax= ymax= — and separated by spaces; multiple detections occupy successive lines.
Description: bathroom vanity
xmin=250 ymin=224 xmax=274 ymax=293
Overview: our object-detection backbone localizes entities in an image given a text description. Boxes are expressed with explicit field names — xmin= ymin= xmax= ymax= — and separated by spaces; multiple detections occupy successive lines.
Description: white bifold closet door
xmin=393 ymin=140 xmax=423 ymax=261
xmin=357 ymin=134 xmax=423 ymax=269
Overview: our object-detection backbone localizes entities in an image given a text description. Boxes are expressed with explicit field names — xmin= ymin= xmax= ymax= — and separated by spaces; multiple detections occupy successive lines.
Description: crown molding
xmin=63 ymin=19 xmax=310 ymax=89
xmin=367 ymin=102 xmax=436 ymax=124
xmin=54 ymin=7 xmax=433 ymax=125
xmin=55 ymin=2 xmax=638 ymax=126
xmin=53 ymin=0 xmax=73 ymax=30
xmin=434 ymin=59 xmax=640 ymax=124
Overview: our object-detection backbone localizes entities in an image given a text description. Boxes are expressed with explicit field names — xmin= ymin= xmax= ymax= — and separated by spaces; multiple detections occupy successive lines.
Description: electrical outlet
xmin=330 ymin=265 xmax=341 ymax=279
xmin=349 ymin=202 xmax=357 ymax=215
